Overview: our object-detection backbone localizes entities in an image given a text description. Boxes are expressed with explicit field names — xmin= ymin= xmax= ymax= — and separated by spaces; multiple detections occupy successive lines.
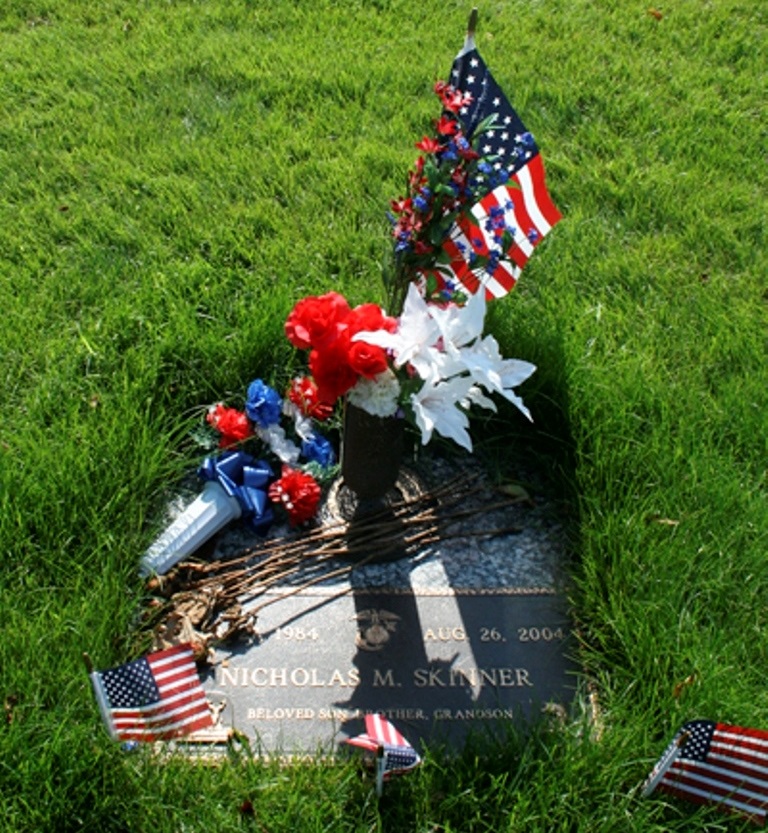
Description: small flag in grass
xmin=88 ymin=644 xmax=213 ymax=743
xmin=643 ymin=719 xmax=768 ymax=825
xmin=346 ymin=713 xmax=421 ymax=795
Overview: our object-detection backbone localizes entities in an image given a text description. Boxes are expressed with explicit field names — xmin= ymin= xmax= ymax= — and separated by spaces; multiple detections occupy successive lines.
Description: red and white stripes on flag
xmin=347 ymin=713 xmax=410 ymax=751
xmin=444 ymin=45 xmax=562 ymax=299
xmin=441 ymin=45 xmax=562 ymax=300
xmin=443 ymin=156 xmax=562 ymax=299
xmin=346 ymin=713 xmax=421 ymax=782
xmin=90 ymin=643 xmax=213 ymax=742
xmin=644 ymin=720 xmax=768 ymax=826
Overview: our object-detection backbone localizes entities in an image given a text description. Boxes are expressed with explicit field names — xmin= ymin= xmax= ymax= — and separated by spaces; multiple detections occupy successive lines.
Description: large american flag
xmin=89 ymin=644 xmax=213 ymax=742
xmin=346 ymin=713 xmax=421 ymax=794
xmin=643 ymin=720 xmax=768 ymax=825
xmin=443 ymin=46 xmax=562 ymax=299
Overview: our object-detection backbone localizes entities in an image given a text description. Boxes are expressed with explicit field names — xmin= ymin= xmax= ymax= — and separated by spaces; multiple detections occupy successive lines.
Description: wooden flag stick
xmin=82 ymin=652 xmax=94 ymax=674
xmin=375 ymin=744 xmax=386 ymax=797
xmin=467 ymin=7 xmax=478 ymax=37
xmin=460 ymin=7 xmax=478 ymax=56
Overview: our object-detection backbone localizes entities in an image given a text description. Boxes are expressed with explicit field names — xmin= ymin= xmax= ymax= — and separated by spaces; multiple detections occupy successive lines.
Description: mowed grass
xmin=0 ymin=0 xmax=766 ymax=830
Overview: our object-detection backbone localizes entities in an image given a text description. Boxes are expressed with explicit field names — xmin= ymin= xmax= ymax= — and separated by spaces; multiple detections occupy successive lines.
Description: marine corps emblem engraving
xmin=353 ymin=609 xmax=401 ymax=651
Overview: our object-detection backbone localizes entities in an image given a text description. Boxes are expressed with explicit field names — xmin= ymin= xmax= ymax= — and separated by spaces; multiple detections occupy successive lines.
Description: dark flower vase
xmin=340 ymin=403 xmax=404 ymax=501
xmin=337 ymin=402 xmax=408 ymax=564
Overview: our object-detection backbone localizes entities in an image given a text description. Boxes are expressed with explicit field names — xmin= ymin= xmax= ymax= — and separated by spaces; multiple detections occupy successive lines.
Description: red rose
xmin=346 ymin=303 xmax=397 ymax=337
xmin=309 ymin=333 xmax=359 ymax=405
xmin=347 ymin=340 xmax=389 ymax=378
xmin=206 ymin=404 xmax=253 ymax=447
xmin=287 ymin=376 xmax=333 ymax=421
xmin=285 ymin=292 xmax=351 ymax=350
xmin=268 ymin=466 xmax=321 ymax=526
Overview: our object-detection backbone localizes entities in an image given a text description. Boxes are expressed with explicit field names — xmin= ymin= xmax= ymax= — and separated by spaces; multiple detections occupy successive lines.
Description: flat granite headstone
xmin=197 ymin=453 xmax=577 ymax=755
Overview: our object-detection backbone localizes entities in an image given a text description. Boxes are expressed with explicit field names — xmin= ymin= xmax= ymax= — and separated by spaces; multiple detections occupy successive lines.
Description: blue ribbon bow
xmin=198 ymin=450 xmax=274 ymax=533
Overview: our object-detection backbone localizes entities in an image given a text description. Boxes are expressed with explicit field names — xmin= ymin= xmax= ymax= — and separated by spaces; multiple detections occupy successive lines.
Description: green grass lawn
xmin=1 ymin=0 xmax=766 ymax=830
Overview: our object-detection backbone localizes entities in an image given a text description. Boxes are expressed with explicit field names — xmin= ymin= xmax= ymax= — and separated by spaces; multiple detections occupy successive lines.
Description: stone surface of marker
xmin=203 ymin=587 xmax=574 ymax=752
xmin=199 ymin=453 xmax=577 ymax=754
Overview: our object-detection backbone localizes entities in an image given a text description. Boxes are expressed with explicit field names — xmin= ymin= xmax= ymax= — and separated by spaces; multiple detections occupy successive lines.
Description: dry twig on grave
xmin=138 ymin=473 xmax=527 ymax=656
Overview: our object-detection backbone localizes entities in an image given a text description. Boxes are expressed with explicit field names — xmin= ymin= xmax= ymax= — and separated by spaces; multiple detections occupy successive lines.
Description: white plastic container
xmin=139 ymin=480 xmax=242 ymax=577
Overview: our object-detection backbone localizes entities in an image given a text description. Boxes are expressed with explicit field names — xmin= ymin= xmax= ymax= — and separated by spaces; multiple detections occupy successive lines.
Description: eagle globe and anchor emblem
xmin=353 ymin=609 xmax=402 ymax=651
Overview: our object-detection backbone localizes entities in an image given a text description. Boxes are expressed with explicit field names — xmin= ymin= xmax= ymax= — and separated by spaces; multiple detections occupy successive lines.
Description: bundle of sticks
xmin=138 ymin=472 xmax=526 ymax=660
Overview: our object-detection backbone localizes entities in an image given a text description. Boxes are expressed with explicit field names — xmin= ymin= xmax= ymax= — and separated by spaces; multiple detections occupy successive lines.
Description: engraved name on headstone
xmin=203 ymin=587 xmax=575 ymax=752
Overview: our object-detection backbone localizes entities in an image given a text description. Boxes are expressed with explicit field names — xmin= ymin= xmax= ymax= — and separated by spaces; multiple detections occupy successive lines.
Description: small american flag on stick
xmin=442 ymin=21 xmax=562 ymax=299
xmin=88 ymin=644 xmax=213 ymax=742
xmin=346 ymin=713 xmax=421 ymax=795
xmin=643 ymin=719 xmax=768 ymax=826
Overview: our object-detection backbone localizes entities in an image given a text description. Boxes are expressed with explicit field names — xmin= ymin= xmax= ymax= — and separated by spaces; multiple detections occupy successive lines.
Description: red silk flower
xmin=434 ymin=80 xmax=472 ymax=114
xmin=416 ymin=136 xmax=441 ymax=154
xmin=286 ymin=294 xmax=397 ymax=406
xmin=345 ymin=303 xmax=397 ymax=377
xmin=207 ymin=404 xmax=253 ymax=447
xmin=347 ymin=340 xmax=389 ymax=378
xmin=435 ymin=115 xmax=459 ymax=137
xmin=309 ymin=332 xmax=359 ymax=405
xmin=346 ymin=303 xmax=397 ymax=336
xmin=287 ymin=376 xmax=333 ymax=421
xmin=268 ymin=466 xmax=321 ymax=526
xmin=285 ymin=292 xmax=351 ymax=350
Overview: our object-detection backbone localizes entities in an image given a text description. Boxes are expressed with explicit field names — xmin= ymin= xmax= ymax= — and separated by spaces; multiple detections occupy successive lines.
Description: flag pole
xmin=642 ymin=730 xmax=690 ymax=797
xmin=82 ymin=652 xmax=94 ymax=674
xmin=467 ymin=7 xmax=478 ymax=37
xmin=83 ymin=651 xmax=118 ymax=739
xmin=375 ymin=744 xmax=386 ymax=797
xmin=458 ymin=7 xmax=478 ymax=57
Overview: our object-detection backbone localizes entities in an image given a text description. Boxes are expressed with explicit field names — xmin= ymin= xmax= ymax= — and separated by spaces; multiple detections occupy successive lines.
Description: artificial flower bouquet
xmin=280 ymin=77 xmax=538 ymax=454
xmin=283 ymin=282 xmax=535 ymax=454
xmin=139 ymin=376 xmax=339 ymax=576
xmin=204 ymin=375 xmax=338 ymax=527
xmin=140 ymin=78 xmax=539 ymax=575
xmin=383 ymin=79 xmax=525 ymax=314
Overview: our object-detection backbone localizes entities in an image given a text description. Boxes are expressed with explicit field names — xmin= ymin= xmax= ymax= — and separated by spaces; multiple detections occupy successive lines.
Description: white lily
xmin=414 ymin=342 xmax=467 ymax=385
xmin=495 ymin=357 xmax=537 ymax=421
xmin=458 ymin=334 xmax=536 ymax=421
xmin=352 ymin=283 xmax=440 ymax=378
xmin=463 ymin=385 xmax=498 ymax=413
xmin=410 ymin=374 xmax=476 ymax=452
xmin=353 ymin=282 xmax=537 ymax=446
xmin=427 ymin=285 xmax=487 ymax=353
